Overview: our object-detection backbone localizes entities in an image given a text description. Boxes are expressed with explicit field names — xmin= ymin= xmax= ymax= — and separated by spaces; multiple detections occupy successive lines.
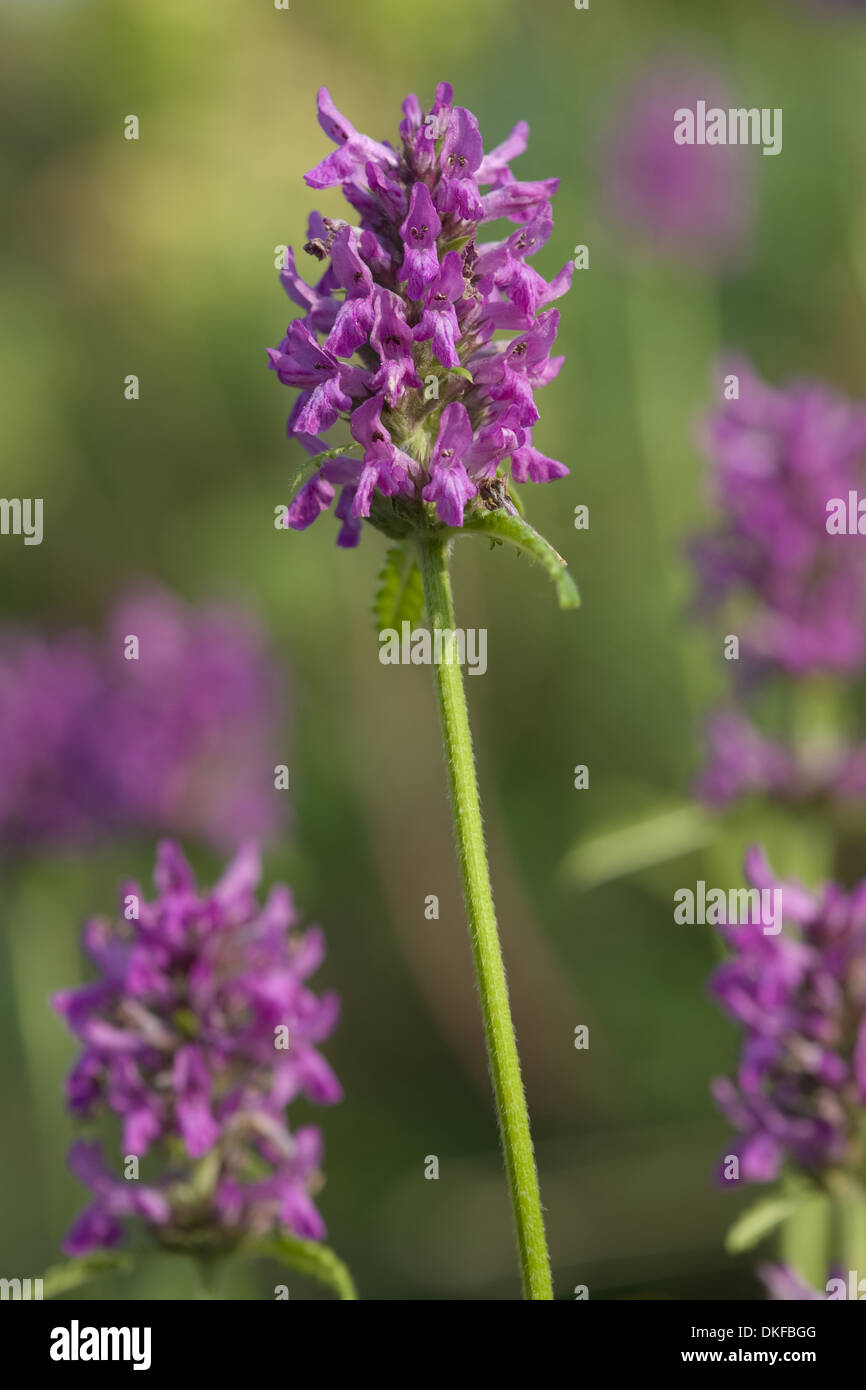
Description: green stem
xmin=196 ymin=1255 xmax=226 ymax=1299
xmin=416 ymin=532 xmax=554 ymax=1300
xmin=828 ymin=1174 xmax=866 ymax=1286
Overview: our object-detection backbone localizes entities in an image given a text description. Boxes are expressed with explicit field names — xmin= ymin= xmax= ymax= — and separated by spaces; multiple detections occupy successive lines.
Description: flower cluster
xmin=696 ymin=710 xmax=866 ymax=808
xmin=268 ymin=84 xmax=572 ymax=547
xmin=53 ymin=841 xmax=341 ymax=1256
xmin=711 ymin=847 xmax=866 ymax=1185
xmin=693 ymin=360 xmax=866 ymax=808
xmin=0 ymin=587 xmax=284 ymax=852
xmin=694 ymin=360 xmax=866 ymax=675
xmin=599 ymin=61 xmax=753 ymax=268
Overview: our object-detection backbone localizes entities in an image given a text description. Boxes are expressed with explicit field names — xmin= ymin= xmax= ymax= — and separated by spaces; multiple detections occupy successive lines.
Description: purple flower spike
xmin=599 ymin=60 xmax=754 ymax=267
xmin=268 ymin=84 xmax=571 ymax=544
xmin=690 ymin=358 xmax=866 ymax=815
xmin=0 ymin=588 xmax=284 ymax=854
xmin=694 ymin=359 xmax=866 ymax=678
xmin=710 ymin=848 xmax=866 ymax=1186
xmin=53 ymin=841 xmax=341 ymax=1256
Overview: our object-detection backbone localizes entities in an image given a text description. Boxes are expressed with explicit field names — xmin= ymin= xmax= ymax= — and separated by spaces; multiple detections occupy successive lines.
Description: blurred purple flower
xmin=697 ymin=710 xmax=866 ymax=809
xmin=692 ymin=360 xmax=866 ymax=812
xmin=0 ymin=587 xmax=285 ymax=853
xmin=53 ymin=840 xmax=341 ymax=1256
xmin=697 ymin=711 xmax=796 ymax=806
xmin=97 ymin=589 xmax=284 ymax=849
xmin=711 ymin=847 xmax=866 ymax=1185
xmin=269 ymin=83 xmax=572 ymax=545
xmin=0 ymin=632 xmax=108 ymax=848
xmin=693 ymin=359 xmax=866 ymax=676
xmin=758 ymin=1263 xmax=826 ymax=1300
xmin=759 ymin=1261 xmax=857 ymax=1298
xmin=599 ymin=60 xmax=754 ymax=268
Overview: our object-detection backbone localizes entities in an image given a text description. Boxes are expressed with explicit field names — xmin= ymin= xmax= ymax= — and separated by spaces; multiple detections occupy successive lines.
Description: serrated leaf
xmin=288 ymin=444 xmax=356 ymax=500
xmin=287 ymin=457 xmax=320 ymax=500
xmin=725 ymin=1193 xmax=812 ymax=1254
xmin=41 ymin=1251 xmax=135 ymax=1299
xmin=461 ymin=510 xmax=580 ymax=610
xmin=247 ymin=1233 xmax=358 ymax=1300
xmin=365 ymin=493 xmax=416 ymax=539
xmin=373 ymin=544 xmax=424 ymax=631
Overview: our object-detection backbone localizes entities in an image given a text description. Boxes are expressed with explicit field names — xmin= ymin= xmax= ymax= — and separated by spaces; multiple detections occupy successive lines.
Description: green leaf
xmin=248 ymin=1233 xmax=358 ymax=1300
xmin=41 ymin=1251 xmax=135 ymax=1299
xmin=779 ymin=1179 xmax=832 ymax=1289
xmin=286 ymin=458 xmax=318 ymax=500
xmin=507 ymin=480 xmax=525 ymax=518
xmin=288 ymin=444 xmax=356 ymax=499
xmin=449 ymin=366 xmax=474 ymax=383
xmin=441 ymin=234 xmax=473 ymax=253
xmin=365 ymin=493 xmax=416 ymax=540
xmin=561 ymin=803 xmax=717 ymax=889
xmin=373 ymin=544 xmax=424 ymax=631
xmin=725 ymin=1192 xmax=812 ymax=1255
xmin=460 ymin=510 xmax=580 ymax=610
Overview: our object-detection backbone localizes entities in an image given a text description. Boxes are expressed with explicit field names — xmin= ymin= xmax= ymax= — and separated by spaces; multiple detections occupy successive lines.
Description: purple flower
xmin=53 ymin=841 xmax=341 ymax=1255
xmin=697 ymin=709 xmax=866 ymax=809
xmin=475 ymin=204 xmax=573 ymax=331
xmin=305 ymin=87 xmax=398 ymax=194
xmin=758 ymin=1264 xmax=826 ymax=1301
xmin=267 ymin=320 xmax=370 ymax=435
xmin=399 ymin=183 xmax=443 ymax=299
xmin=710 ymin=847 xmax=866 ymax=1185
xmin=63 ymin=1140 xmax=171 ymax=1255
xmin=422 ymin=403 xmax=477 ymax=527
xmin=269 ymin=85 xmax=571 ymax=545
xmin=481 ymin=179 xmax=560 ymax=224
xmin=696 ymin=712 xmax=798 ymax=806
xmin=369 ymin=288 xmax=424 ymax=403
xmin=599 ymin=60 xmax=754 ymax=267
xmin=413 ymin=251 xmax=464 ymax=369
xmin=98 ymin=588 xmax=284 ymax=849
xmin=694 ymin=360 xmax=866 ymax=676
xmin=0 ymin=588 xmax=285 ymax=854
xmin=436 ymin=107 xmax=484 ymax=222
xmin=691 ymin=361 xmax=866 ymax=816
xmin=323 ymin=226 xmax=377 ymax=358
xmin=0 ymin=631 xmax=107 ymax=849
xmin=349 ymin=392 xmax=418 ymax=517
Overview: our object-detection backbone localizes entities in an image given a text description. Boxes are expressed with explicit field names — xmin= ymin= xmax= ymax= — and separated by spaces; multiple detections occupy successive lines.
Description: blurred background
xmin=1 ymin=0 xmax=866 ymax=1300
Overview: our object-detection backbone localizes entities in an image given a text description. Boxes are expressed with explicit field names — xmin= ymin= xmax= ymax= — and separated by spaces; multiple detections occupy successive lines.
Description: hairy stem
xmin=416 ymin=531 xmax=554 ymax=1300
